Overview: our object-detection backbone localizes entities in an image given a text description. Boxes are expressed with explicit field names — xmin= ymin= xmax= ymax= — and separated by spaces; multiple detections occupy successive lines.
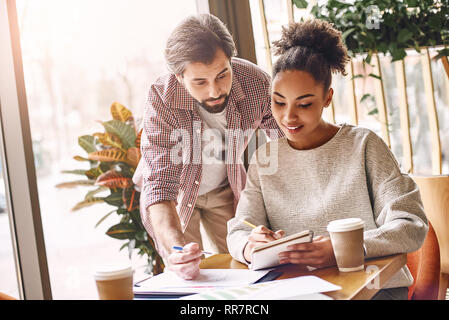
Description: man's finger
xmin=169 ymin=257 xmax=201 ymax=279
xmin=182 ymin=242 xmax=200 ymax=252
xmin=171 ymin=251 xmax=203 ymax=264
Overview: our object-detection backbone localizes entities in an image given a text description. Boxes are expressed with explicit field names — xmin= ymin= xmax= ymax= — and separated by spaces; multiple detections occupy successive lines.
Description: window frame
xmin=0 ymin=0 xmax=51 ymax=300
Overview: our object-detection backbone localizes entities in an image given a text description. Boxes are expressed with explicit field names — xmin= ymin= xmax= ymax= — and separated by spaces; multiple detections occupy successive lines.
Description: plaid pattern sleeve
xmin=140 ymin=82 xmax=182 ymax=211
xmin=232 ymin=59 xmax=283 ymax=140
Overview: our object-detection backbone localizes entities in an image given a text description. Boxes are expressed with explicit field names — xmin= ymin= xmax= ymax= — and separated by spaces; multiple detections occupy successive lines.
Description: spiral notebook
xmin=250 ymin=230 xmax=314 ymax=270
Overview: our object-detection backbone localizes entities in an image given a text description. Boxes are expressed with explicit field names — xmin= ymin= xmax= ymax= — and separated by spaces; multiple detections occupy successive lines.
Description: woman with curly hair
xmin=226 ymin=19 xmax=428 ymax=300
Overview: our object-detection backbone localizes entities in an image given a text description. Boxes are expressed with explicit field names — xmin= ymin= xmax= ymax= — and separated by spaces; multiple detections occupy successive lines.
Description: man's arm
xmin=138 ymin=82 xmax=202 ymax=279
xmin=147 ymin=200 xmax=185 ymax=257
xmin=147 ymin=200 xmax=203 ymax=280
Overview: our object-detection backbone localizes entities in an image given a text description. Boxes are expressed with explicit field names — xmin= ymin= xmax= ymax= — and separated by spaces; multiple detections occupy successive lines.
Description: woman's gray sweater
xmin=227 ymin=124 xmax=428 ymax=288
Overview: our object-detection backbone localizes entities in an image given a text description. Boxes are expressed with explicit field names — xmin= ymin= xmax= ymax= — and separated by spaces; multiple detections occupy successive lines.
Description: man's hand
xmin=167 ymin=242 xmax=203 ymax=280
xmin=278 ymin=236 xmax=337 ymax=269
xmin=243 ymin=225 xmax=285 ymax=262
xmin=147 ymin=201 xmax=202 ymax=279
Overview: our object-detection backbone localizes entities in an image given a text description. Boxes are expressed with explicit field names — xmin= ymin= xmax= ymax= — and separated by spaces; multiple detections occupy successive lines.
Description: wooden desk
xmin=200 ymin=253 xmax=407 ymax=300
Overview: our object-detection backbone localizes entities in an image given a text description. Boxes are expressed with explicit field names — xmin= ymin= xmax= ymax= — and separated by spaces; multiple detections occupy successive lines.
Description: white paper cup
xmin=327 ymin=218 xmax=365 ymax=272
xmin=94 ymin=264 xmax=134 ymax=300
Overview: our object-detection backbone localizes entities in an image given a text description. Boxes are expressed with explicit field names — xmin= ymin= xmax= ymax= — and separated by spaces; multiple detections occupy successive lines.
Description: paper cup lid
xmin=327 ymin=218 xmax=364 ymax=232
xmin=94 ymin=264 xmax=134 ymax=281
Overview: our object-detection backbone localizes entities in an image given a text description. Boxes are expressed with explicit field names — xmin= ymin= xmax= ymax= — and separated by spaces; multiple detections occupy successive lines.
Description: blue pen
xmin=172 ymin=245 xmax=214 ymax=255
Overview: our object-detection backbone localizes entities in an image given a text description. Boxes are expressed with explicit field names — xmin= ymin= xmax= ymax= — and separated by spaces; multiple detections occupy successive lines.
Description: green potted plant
xmin=56 ymin=102 xmax=164 ymax=275
xmin=295 ymin=0 xmax=449 ymax=63
xmin=294 ymin=0 xmax=449 ymax=118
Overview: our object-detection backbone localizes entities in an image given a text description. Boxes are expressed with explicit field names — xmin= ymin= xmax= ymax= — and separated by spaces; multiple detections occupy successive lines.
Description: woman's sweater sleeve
xmin=226 ymin=160 xmax=270 ymax=264
xmin=363 ymin=132 xmax=428 ymax=258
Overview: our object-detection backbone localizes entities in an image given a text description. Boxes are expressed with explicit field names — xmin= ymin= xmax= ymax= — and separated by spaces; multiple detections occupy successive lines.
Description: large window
xmin=0 ymin=156 xmax=20 ymax=299
xmin=249 ymin=0 xmax=449 ymax=175
xmin=8 ymin=0 xmax=198 ymax=299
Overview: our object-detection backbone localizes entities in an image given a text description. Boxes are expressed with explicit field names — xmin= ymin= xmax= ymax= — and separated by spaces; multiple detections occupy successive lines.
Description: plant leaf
xmin=123 ymin=187 xmax=140 ymax=212
xmin=110 ymin=102 xmax=133 ymax=122
xmin=71 ymin=197 xmax=104 ymax=211
xmin=368 ymin=73 xmax=382 ymax=80
xmin=85 ymin=186 xmax=109 ymax=200
xmin=293 ymin=0 xmax=308 ymax=9
xmin=78 ymin=135 xmax=97 ymax=153
xmin=120 ymin=242 xmax=129 ymax=251
xmin=55 ymin=180 xmax=95 ymax=188
xmin=368 ymin=108 xmax=379 ymax=115
xmin=88 ymin=148 xmax=127 ymax=162
xmin=433 ymin=48 xmax=449 ymax=60
xmin=397 ymin=29 xmax=413 ymax=44
xmin=61 ymin=169 xmax=87 ymax=175
xmin=117 ymin=208 xmax=128 ymax=215
xmin=135 ymin=231 xmax=148 ymax=242
xmin=351 ymin=74 xmax=364 ymax=80
xmin=341 ymin=27 xmax=356 ymax=41
xmin=94 ymin=209 xmax=116 ymax=228
xmin=104 ymin=191 xmax=124 ymax=207
xmin=85 ymin=167 xmax=104 ymax=180
xmin=95 ymin=170 xmax=133 ymax=189
xmin=102 ymin=120 xmax=136 ymax=149
xmin=93 ymin=132 xmax=124 ymax=150
xmin=73 ymin=155 xmax=90 ymax=162
xmin=126 ymin=147 xmax=141 ymax=168
xmin=135 ymin=128 xmax=142 ymax=150
xmin=106 ymin=223 xmax=137 ymax=240
xmin=360 ymin=93 xmax=373 ymax=103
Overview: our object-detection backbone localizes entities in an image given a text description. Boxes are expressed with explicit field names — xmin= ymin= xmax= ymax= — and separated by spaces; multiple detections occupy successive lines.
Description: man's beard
xmin=199 ymin=94 xmax=229 ymax=113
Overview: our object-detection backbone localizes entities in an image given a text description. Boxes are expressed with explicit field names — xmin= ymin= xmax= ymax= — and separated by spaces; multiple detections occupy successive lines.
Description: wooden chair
xmin=407 ymin=221 xmax=440 ymax=299
xmin=411 ymin=175 xmax=449 ymax=300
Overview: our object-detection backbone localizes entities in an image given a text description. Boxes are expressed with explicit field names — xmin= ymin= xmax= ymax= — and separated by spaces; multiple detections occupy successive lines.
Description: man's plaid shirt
xmin=138 ymin=58 xmax=283 ymax=232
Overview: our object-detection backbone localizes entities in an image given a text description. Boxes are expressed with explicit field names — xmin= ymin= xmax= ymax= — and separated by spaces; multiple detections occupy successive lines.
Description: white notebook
xmin=250 ymin=230 xmax=314 ymax=270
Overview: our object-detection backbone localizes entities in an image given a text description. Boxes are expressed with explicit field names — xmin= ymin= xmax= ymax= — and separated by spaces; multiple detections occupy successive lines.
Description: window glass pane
xmin=249 ymin=0 xmax=289 ymax=73
xmin=406 ymin=50 xmax=433 ymax=175
xmin=16 ymin=0 xmax=197 ymax=299
xmin=429 ymin=47 xmax=449 ymax=175
xmin=0 ymin=154 xmax=20 ymax=299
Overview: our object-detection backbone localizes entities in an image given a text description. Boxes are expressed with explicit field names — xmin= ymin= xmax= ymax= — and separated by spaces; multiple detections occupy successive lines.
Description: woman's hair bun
xmin=272 ymin=19 xmax=349 ymax=75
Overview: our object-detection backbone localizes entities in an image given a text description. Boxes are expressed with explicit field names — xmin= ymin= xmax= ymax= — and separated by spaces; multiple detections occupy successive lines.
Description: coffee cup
xmin=94 ymin=264 xmax=134 ymax=300
xmin=327 ymin=218 xmax=365 ymax=272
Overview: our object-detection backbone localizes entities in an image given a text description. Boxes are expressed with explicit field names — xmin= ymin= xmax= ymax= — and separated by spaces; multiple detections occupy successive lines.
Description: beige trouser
xmin=183 ymin=184 xmax=235 ymax=254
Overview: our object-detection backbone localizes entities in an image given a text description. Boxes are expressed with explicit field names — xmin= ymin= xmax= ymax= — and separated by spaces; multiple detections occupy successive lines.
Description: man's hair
xmin=272 ymin=19 xmax=350 ymax=91
xmin=165 ymin=14 xmax=237 ymax=75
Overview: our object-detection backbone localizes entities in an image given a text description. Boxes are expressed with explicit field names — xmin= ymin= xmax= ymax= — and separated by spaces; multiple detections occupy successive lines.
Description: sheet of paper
xmin=247 ymin=276 xmax=341 ymax=299
xmin=133 ymin=269 xmax=270 ymax=295
xmin=287 ymin=292 xmax=334 ymax=300
xmin=181 ymin=275 xmax=341 ymax=300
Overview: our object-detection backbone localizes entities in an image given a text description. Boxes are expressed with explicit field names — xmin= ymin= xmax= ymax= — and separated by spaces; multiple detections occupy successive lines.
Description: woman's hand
xmin=243 ymin=225 xmax=285 ymax=262
xmin=278 ymin=236 xmax=337 ymax=269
